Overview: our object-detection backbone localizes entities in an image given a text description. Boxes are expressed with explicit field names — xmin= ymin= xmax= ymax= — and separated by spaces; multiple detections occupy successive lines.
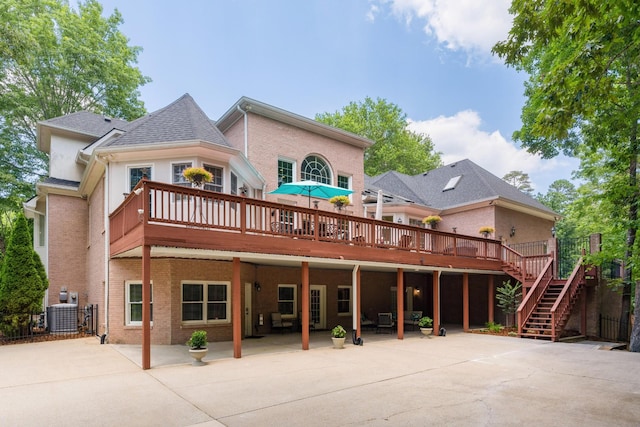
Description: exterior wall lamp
xmin=510 ymin=226 xmax=516 ymax=237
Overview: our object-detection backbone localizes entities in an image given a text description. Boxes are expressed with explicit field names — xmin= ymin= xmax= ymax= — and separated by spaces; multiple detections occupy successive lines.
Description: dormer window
xmin=443 ymin=175 xmax=462 ymax=191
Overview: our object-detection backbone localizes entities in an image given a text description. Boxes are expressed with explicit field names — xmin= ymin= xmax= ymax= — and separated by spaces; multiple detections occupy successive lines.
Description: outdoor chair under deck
xmin=271 ymin=312 xmax=293 ymax=333
xmin=376 ymin=312 xmax=395 ymax=334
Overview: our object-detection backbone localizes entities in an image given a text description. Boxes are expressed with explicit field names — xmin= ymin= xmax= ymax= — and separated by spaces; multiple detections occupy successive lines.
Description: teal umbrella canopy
xmin=268 ymin=180 xmax=353 ymax=207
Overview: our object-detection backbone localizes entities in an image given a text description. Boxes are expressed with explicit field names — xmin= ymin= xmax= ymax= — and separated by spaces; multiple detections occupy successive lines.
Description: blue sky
xmin=96 ymin=0 xmax=578 ymax=193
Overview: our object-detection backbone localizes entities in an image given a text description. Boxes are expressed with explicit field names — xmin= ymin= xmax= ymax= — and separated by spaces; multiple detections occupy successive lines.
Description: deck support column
xmin=301 ymin=262 xmax=309 ymax=350
xmin=232 ymin=257 xmax=242 ymax=358
xmin=488 ymin=275 xmax=495 ymax=324
xmin=581 ymin=287 xmax=587 ymax=335
xmin=142 ymin=244 xmax=151 ymax=370
xmin=433 ymin=271 xmax=440 ymax=333
xmin=463 ymin=273 xmax=469 ymax=332
xmin=353 ymin=265 xmax=361 ymax=338
xmin=397 ymin=268 xmax=404 ymax=340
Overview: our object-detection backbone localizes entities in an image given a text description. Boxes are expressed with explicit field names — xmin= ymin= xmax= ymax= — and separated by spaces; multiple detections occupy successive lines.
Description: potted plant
xmin=478 ymin=226 xmax=495 ymax=238
xmin=422 ymin=215 xmax=442 ymax=229
xmin=183 ymin=167 xmax=213 ymax=187
xmin=186 ymin=330 xmax=208 ymax=365
xmin=418 ymin=316 xmax=433 ymax=336
xmin=330 ymin=325 xmax=347 ymax=349
xmin=329 ymin=195 xmax=350 ymax=211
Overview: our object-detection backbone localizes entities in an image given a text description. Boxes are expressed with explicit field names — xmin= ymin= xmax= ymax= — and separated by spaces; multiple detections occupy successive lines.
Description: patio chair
xmin=376 ymin=312 xmax=395 ymax=334
xmin=271 ymin=312 xmax=293 ymax=333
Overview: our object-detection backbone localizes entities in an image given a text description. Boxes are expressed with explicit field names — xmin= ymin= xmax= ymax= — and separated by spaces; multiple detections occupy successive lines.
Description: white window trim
xmin=181 ymin=281 xmax=231 ymax=325
xmin=125 ymin=280 xmax=153 ymax=326
xmin=171 ymin=161 xmax=194 ymax=187
xmin=277 ymin=157 xmax=297 ymax=185
xmin=277 ymin=284 xmax=297 ymax=319
xmin=337 ymin=285 xmax=352 ymax=316
xmin=127 ymin=164 xmax=153 ymax=193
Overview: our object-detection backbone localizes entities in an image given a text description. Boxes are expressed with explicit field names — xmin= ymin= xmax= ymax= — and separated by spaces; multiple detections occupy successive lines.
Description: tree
xmin=536 ymin=179 xmax=578 ymax=239
xmin=316 ymin=97 xmax=442 ymax=176
xmin=496 ymin=279 xmax=522 ymax=327
xmin=0 ymin=214 xmax=46 ymax=335
xmin=493 ymin=0 xmax=640 ymax=351
xmin=502 ymin=170 xmax=534 ymax=195
xmin=0 ymin=0 xmax=150 ymax=211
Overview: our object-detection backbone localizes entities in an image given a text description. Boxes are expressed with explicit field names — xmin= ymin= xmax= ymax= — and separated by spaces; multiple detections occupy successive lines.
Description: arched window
xmin=301 ymin=155 xmax=331 ymax=184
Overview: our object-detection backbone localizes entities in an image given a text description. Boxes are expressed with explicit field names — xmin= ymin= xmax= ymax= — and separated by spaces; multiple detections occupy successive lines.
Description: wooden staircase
xmin=520 ymin=280 xmax=566 ymax=339
xmin=502 ymin=247 xmax=588 ymax=342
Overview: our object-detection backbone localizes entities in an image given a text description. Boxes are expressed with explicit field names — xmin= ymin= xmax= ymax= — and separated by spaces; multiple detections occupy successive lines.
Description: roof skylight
xmin=443 ymin=175 xmax=462 ymax=191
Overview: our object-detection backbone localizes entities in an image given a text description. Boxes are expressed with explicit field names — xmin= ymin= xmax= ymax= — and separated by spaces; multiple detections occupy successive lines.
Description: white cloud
xmin=366 ymin=4 xmax=380 ymax=22
xmin=407 ymin=111 xmax=573 ymax=192
xmin=377 ymin=0 xmax=512 ymax=57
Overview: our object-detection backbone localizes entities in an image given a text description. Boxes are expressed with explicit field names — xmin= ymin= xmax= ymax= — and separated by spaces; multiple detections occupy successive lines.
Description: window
xmin=129 ymin=166 xmax=152 ymax=191
xmin=126 ymin=281 xmax=153 ymax=326
xmin=278 ymin=159 xmax=294 ymax=186
xmin=301 ymin=155 xmax=331 ymax=184
xmin=230 ymin=172 xmax=238 ymax=195
xmin=278 ymin=285 xmax=297 ymax=317
xmin=181 ymin=282 xmax=230 ymax=324
xmin=37 ymin=214 xmax=45 ymax=247
xmin=337 ymin=286 xmax=351 ymax=315
xmin=203 ymin=164 xmax=223 ymax=192
xmin=173 ymin=162 xmax=193 ymax=188
xmin=337 ymin=175 xmax=350 ymax=190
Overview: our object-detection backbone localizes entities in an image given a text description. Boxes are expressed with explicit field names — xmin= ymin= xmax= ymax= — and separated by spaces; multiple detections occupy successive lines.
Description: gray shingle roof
xmin=41 ymin=177 xmax=80 ymax=188
xmin=104 ymin=94 xmax=230 ymax=148
xmin=40 ymin=111 xmax=128 ymax=138
xmin=367 ymin=159 xmax=556 ymax=214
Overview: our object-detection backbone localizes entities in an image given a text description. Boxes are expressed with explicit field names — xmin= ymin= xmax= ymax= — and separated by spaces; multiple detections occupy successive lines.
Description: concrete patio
xmin=0 ymin=330 xmax=638 ymax=426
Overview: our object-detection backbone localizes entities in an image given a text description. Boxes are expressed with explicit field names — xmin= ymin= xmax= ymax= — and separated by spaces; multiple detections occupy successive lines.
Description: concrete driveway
xmin=0 ymin=331 xmax=638 ymax=426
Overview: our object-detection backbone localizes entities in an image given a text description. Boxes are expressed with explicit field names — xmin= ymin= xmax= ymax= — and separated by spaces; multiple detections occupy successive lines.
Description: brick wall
xmin=225 ymin=114 xmax=366 ymax=214
xmin=47 ymin=194 xmax=88 ymax=308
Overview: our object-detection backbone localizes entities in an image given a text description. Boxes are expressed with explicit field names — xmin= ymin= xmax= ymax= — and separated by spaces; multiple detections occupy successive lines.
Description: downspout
xmin=236 ymin=104 xmax=248 ymax=158
xmin=95 ymin=156 xmax=109 ymax=343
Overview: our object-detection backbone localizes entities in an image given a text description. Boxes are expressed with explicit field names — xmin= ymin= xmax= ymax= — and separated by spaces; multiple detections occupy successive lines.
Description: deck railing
xmin=550 ymin=256 xmax=585 ymax=341
xmin=516 ymin=257 xmax=554 ymax=336
xmin=111 ymin=179 xmax=507 ymax=261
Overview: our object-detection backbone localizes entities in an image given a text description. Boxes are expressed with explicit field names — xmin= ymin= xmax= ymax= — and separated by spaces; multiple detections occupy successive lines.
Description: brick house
xmin=26 ymin=93 xmax=594 ymax=369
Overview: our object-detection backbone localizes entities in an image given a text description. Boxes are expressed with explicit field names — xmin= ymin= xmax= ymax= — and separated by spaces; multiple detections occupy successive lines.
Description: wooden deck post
xmin=397 ymin=268 xmax=404 ymax=340
xmin=355 ymin=266 xmax=361 ymax=337
xmin=463 ymin=272 xmax=469 ymax=332
xmin=488 ymin=275 xmax=495 ymax=324
xmin=142 ymin=244 xmax=151 ymax=370
xmin=232 ymin=257 xmax=242 ymax=358
xmin=433 ymin=271 xmax=440 ymax=333
xmin=301 ymin=262 xmax=309 ymax=350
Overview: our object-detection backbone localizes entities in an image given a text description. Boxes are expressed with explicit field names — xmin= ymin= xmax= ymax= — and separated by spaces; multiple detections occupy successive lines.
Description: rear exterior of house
xmin=30 ymin=94 xmax=589 ymax=357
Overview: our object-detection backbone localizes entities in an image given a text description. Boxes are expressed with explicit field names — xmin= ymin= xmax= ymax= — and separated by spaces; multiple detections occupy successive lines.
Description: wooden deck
xmin=109 ymin=179 xmax=545 ymax=275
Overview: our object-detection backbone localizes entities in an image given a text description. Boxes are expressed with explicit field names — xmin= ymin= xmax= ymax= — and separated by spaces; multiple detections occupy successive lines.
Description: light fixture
xmin=452 ymin=227 xmax=457 ymax=233
xmin=239 ymin=184 xmax=248 ymax=196
xmin=510 ymin=226 xmax=516 ymax=237
xmin=313 ymin=200 xmax=319 ymax=209
xmin=551 ymin=226 xmax=556 ymax=237
xmin=254 ymin=281 xmax=261 ymax=292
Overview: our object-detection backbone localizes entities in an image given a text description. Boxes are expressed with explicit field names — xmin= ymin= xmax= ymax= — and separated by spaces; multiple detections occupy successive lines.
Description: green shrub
xmin=331 ymin=325 xmax=346 ymax=338
xmin=485 ymin=321 xmax=504 ymax=333
xmin=418 ymin=316 xmax=433 ymax=328
xmin=186 ymin=330 xmax=207 ymax=349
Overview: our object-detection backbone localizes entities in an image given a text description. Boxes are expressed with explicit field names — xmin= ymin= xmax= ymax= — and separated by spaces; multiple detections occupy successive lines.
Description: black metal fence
xmin=0 ymin=304 xmax=98 ymax=345
xmin=599 ymin=313 xmax=629 ymax=342
xmin=508 ymin=240 xmax=548 ymax=256
xmin=557 ymin=236 xmax=591 ymax=279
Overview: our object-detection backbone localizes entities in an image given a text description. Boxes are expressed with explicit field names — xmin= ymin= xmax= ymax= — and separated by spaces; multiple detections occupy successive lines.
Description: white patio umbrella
xmin=375 ymin=189 xmax=383 ymax=220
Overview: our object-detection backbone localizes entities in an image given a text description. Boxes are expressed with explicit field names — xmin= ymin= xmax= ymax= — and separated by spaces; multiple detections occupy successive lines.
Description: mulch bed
xmin=469 ymin=327 xmax=518 ymax=337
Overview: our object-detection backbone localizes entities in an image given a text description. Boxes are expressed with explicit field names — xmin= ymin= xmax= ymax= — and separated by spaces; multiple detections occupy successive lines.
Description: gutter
xmin=94 ymin=155 xmax=110 ymax=342
xmin=236 ymin=104 xmax=248 ymax=157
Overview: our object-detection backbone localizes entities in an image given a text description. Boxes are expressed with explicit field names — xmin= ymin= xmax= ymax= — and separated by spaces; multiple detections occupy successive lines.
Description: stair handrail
xmin=516 ymin=257 xmax=554 ymax=336
xmin=501 ymin=245 xmax=526 ymax=284
xmin=550 ymin=256 xmax=585 ymax=340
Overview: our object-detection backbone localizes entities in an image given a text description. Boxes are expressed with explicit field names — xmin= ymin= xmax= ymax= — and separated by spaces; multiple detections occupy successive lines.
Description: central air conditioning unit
xmin=47 ymin=303 xmax=78 ymax=333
